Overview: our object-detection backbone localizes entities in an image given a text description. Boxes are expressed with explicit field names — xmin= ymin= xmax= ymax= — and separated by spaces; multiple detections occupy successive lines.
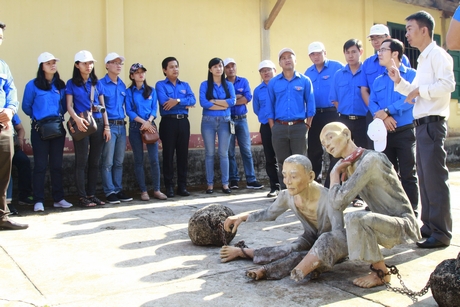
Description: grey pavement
xmin=1 ymin=171 xmax=459 ymax=307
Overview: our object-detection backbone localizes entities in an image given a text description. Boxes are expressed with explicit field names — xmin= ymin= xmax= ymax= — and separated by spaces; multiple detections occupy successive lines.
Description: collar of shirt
xmin=419 ymin=41 xmax=437 ymax=61
xmin=343 ymin=63 xmax=362 ymax=74
xmin=165 ymin=77 xmax=182 ymax=86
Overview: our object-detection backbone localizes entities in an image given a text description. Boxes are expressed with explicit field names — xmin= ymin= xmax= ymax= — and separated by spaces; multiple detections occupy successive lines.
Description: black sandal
xmin=87 ymin=196 xmax=105 ymax=206
xmin=79 ymin=197 xmax=97 ymax=207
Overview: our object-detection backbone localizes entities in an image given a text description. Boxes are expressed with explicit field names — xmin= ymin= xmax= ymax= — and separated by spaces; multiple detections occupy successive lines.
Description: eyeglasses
xmin=109 ymin=61 xmax=124 ymax=66
xmin=377 ymin=48 xmax=391 ymax=53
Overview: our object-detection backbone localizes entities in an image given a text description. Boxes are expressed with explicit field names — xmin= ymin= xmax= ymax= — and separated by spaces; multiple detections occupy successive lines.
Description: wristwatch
xmin=176 ymin=98 xmax=181 ymax=103
xmin=384 ymin=108 xmax=391 ymax=116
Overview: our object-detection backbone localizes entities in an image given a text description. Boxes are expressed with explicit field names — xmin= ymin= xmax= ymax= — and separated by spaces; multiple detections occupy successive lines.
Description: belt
xmin=275 ymin=119 xmax=304 ymax=126
xmin=231 ymin=114 xmax=247 ymax=120
xmin=388 ymin=123 xmax=414 ymax=133
xmin=162 ymin=114 xmax=188 ymax=119
xmin=338 ymin=113 xmax=366 ymax=120
xmin=413 ymin=115 xmax=445 ymax=127
xmin=316 ymin=107 xmax=336 ymax=113
xmin=108 ymin=119 xmax=126 ymax=125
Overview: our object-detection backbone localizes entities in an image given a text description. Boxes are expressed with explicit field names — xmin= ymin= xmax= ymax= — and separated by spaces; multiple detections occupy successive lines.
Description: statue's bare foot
xmin=290 ymin=267 xmax=306 ymax=282
xmin=220 ymin=246 xmax=243 ymax=263
xmin=246 ymin=267 xmax=266 ymax=280
xmin=353 ymin=272 xmax=391 ymax=288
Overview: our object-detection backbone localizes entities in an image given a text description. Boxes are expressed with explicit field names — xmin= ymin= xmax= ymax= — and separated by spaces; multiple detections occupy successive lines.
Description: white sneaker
xmin=34 ymin=202 xmax=44 ymax=212
xmin=54 ymin=199 xmax=73 ymax=208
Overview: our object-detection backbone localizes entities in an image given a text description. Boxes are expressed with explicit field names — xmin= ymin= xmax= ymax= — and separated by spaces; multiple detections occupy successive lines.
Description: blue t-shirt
xmin=125 ymin=85 xmax=158 ymax=122
xmin=100 ymin=74 xmax=127 ymax=120
xmin=305 ymin=59 xmax=344 ymax=108
xmin=65 ymin=78 xmax=104 ymax=119
xmin=22 ymin=79 xmax=66 ymax=120
xmin=155 ymin=78 xmax=196 ymax=116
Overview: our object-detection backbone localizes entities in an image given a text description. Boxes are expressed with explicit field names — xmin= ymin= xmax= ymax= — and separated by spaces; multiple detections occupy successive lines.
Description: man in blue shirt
xmin=0 ymin=22 xmax=28 ymax=230
xmin=359 ymin=24 xmax=411 ymax=149
xmin=268 ymin=48 xmax=315 ymax=189
xmin=304 ymin=42 xmax=344 ymax=187
xmin=253 ymin=60 xmax=279 ymax=197
xmin=368 ymin=38 xmax=418 ymax=214
xmin=100 ymin=52 xmax=132 ymax=204
xmin=330 ymin=39 xmax=368 ymax=148
xmin=156 ymin=57 xmax=196 ymax=198
xmin=224 ymin=58 xmax=263 ymax=190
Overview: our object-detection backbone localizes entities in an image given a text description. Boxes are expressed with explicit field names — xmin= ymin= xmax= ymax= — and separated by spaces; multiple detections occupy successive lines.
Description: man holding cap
xmin=224 ymin=58 xmax=263 ymax=190
xmin=267 ymin=48 xmax=315 ymax=188
xmin=304 ymin=42 xmax=343 ymax=187
xmin=100 ymin=52 xmax=132 ymax=204
xmin=253 ymin=60 xmax=279 ymax=197
xmin=368 ymin=38 xmax=418 ymax=214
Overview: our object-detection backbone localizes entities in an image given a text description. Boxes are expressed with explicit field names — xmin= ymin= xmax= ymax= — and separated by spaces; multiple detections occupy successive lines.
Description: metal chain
xmin=371 ymin=264 xmax=431 ymax=303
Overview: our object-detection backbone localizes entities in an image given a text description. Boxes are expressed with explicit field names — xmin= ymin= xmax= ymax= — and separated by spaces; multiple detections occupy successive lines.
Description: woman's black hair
xmin=206 ymin=57 xmax=230 ymax=100
xmin=71 ymin=61 xmax=98 ymax=86
xmin=128 ymin=72 xmax=152 ymax=100
xmin=34 ymin=63 xmax=65 ymax=91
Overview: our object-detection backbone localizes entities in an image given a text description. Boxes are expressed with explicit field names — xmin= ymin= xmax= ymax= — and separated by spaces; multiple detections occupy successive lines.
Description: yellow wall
xmin=1 ymin=0 xmax=458 ymax=141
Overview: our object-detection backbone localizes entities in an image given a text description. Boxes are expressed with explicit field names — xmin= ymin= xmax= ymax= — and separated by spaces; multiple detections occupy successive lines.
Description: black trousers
xmin=159 ymin=117 xmax=190 ymax=189
xmin=260 ymin=123 xmax=279 ymax=190
xmin=337 ymin=116 xmax=368 ymax=148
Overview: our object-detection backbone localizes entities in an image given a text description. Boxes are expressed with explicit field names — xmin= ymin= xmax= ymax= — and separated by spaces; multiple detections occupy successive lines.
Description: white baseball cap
xmin=368 ymin=24 xmax=390 ymax=37
xmin=367 ymin=118 xmax=387 ymax=152
xmin=223 ymin=58 xmax=236 ymax=67
xmin=258 ymin=60 xmax=276 ymax=71
xmin=37 ymin=52 xmax=59 ymax=66
xmin=74 ymin=50 xmax=96 ymax=63
xmin=278 ymin=48 xmax=296 ymax=59
xmin=105 ymin=52 xmax=125 ymax=64
xmin=308 ymin=42 xmax=325 ymax=55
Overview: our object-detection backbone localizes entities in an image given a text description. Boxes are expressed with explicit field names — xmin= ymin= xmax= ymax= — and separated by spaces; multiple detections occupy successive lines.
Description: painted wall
xmin=1 ymin=0 xmax=458 ymax=154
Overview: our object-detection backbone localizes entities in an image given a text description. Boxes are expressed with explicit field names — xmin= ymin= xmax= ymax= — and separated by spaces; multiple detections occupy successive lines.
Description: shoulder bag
xmin=130 ymin=87 xmax=160 ymax=144
xmin=66 ymin=85 xmax=98 ymax=141
xmin=35 ymin=116 xmax=65 ymax=140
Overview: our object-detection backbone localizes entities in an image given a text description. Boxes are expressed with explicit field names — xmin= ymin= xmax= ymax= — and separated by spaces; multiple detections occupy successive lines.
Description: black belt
xmin=231 ymin=114 xmax=247 ymax=120
xmin=162 ymin=114 xmax=188 ymax=119
xmin=275 ymin=119 xmax=304 ymax=126
xmin=413 ymin=115 xmax=445 ymax=127
xmin=108 ymin=119 xmax=126 ymax=125
xmin=388 ymin=123 xmax=414 ymax=133
xmin=316 ymin=107 xmax=336 ymax=113
xmin=338 ymin=113 xmax=366 ymax=120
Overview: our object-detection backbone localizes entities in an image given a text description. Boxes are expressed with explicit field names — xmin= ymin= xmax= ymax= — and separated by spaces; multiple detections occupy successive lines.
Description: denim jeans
xmin=129 ymin=122 xmax=160 ymax=192
xmin=31 ymin=128 xmax=65 ymax=202
xmin=201 ymin=115 xmax=231 ymax=186
xmin=228 ymin=117 xmax=256 ymax=183
xmin=101 ymin=123 xmax=127 ymax=196
xmin=73 ymin=118 xmax=104 ymax=198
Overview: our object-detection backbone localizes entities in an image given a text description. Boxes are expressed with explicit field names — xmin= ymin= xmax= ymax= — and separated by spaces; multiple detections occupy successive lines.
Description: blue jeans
xmin=129 ymin=122 xmax=160 ymax=192
xmin=201 ymin=115 xmax=231 ymax=186
xmin=101 ymin=123 xmax=127 ymax=196
xmin=228 ymin=117 xmax=256 ymax=183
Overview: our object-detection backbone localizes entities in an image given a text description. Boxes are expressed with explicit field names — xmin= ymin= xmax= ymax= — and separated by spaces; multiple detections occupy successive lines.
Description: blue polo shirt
xmin=0 ymin=59 xmax=19 ymax=114
xmin=199 ymin=80 xmax=236 ymax=117
xmin=359 ymin=53 xmax=411 ymax=91
xmin=22 ymin=79 xmax=66 ymax=120
xmin=267 ymin=71 xmax=315 ymax=121
xmin=100 ymin=74 xmax=127 ymax=120
xmin=305 ymin=59 xmax=344 ymax=108
xmin=329 ymin=64 xmax=368 ymax=116
xmin=155 ymin=78 xmax=196 ymax=116
xmin=252 ymin=81 xmax=271 ymax=124
xmin=65 ymin=78 xmax=104 ymax=119
xmin=125 ymin=85 xmax=158 ymax=121
xmin=11 ymin=113 xmax=20 ymax=126
xmin=228 ymin=76 xmax=252 ymax=116
xmin=368 ymin=64 xmax=416 ymax=127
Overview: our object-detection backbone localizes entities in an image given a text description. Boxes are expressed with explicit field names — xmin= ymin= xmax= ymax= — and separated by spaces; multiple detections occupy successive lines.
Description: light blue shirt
xmin=199 ymin=80 xmax=236 ymax=117
xmin=155 ymin=78 xmax=196 ymax=116
xmin=0 ymin=59 xmax=19 ymax=114
xmin=125 ymin=85 xmax=158 ymax=121
xmin=22 ymin=79 xmax=66 ymax=120
xmin=369 ymin=64 xmax=417 ymax=127
xmin=252 ymin=81 xmax=270 ymax=124
xmin=305 ymin=59 xmax=344 ymax=108
xmin=329 ymin=64 xmax=368 ymax=116
xmin=65 ymin=78 xmax=104 ymax=119
xmin=228 ymin=76 xmax=252 ymax=116
xmin=267 ymin=71 xmax=316 ymax=121
xmin=100 ymin=74 xmax=127 ymax=120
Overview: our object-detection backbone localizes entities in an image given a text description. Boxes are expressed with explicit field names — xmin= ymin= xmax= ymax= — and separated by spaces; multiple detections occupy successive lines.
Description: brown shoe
xmin=153 ymin=191 xmax=167 ymax=200
xmin=140 ymin=191 xmax=150 ymax=201
xmin=0 ymin=215 xmax=29 ymax=230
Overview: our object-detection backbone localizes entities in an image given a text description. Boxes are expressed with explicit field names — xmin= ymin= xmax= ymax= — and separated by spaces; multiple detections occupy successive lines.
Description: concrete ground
xmin=1 ymin=171 xmax=459 ymax=307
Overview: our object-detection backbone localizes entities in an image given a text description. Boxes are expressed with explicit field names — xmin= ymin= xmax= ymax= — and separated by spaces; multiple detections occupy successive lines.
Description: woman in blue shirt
xmin=22 ymin=52 xmax=73 ymax=212
xmin=126 ymin=63 xmax=167 ymax=201
xmin=66 ymin=50 xmax=110 ymax=207
xmin=199 ymin=58 xmax=236 ymax=194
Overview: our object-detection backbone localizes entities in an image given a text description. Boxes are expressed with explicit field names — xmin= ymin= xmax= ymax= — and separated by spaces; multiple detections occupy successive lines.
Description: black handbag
xmin=35 ymin=116 xmax=65 ymax=140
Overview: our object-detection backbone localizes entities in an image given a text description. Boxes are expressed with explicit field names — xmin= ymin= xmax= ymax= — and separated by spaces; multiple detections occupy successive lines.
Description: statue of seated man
xmin=291 ymin=122 xmax=421 ymax=288
xmin=220 ymin=154 xmax=348 ymax=281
